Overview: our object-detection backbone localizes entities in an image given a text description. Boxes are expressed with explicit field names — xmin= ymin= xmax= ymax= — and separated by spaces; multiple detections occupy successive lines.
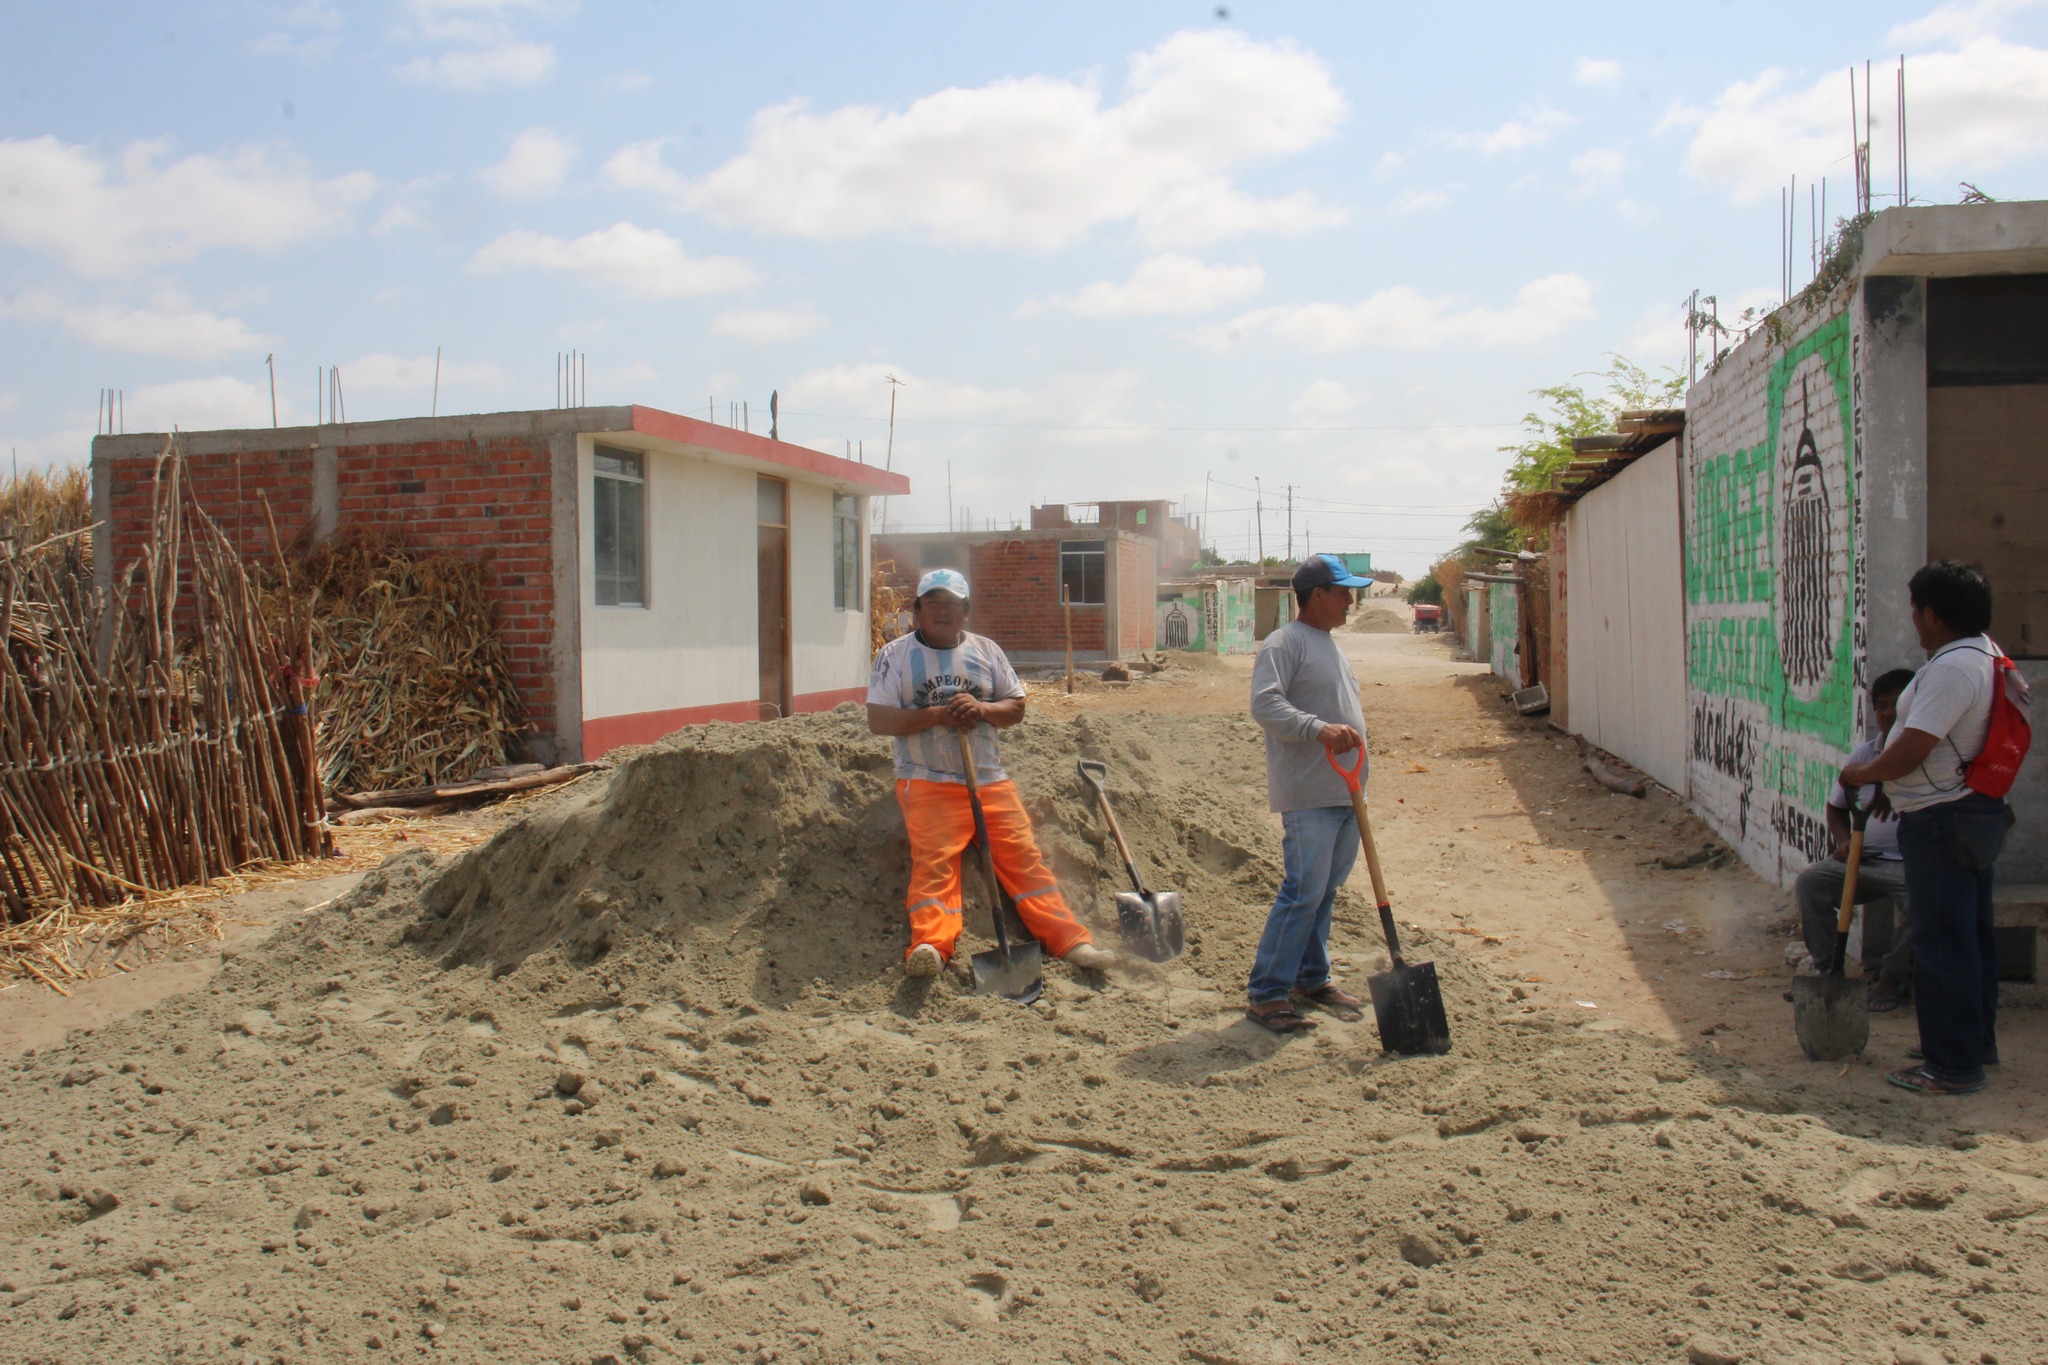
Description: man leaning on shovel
xmin=1245 ymin=554 xmax=1373 ymax=1033
xmin=865 ymin=569 xmax=1116 ymax=978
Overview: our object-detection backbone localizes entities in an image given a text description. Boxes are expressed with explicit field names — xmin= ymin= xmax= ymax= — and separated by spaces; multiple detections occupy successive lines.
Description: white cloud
xmin=338 ymin=352 xmax=507 ymax=394
xmin=1574 ymin=57 xmax=1623 ymax=87
xmin=1889 ymin=0 xmax=2045 ymax=46
xmin=786 ymin=362 xmax=1150 ymax=450
xmin=1029 ymin=253 xmax=1264 ymax=318
xmin=609 ymin=29 xmax=1346 ymax=250
xmin=1570 ymin=146 xmax=1629 ymax=193
xmin=710 ymin=308 xmax=826 ymax=344
xmin=1187 ymin=273 xmax=1596 ymax=353
xmin=1288 ymin=378 xmax=1366 ymax=422
xmin=1388 ymin=188 xmax=1451 ymax=214
xmin=125 ymin=376 xmax=295 ymax=432
xmin=606 ymin=69 xmax=652 ymax=92
xmin=0 ymin=136 xmax=374 ymax=277
xmin=1444 ymin=107 xmax=1578 ymax=155
xmin=468 ymin=222 xmax=756 ymax=298
xmin=1679 ymin=39 xmax=2048 ymax=201
xmin=480 ymin=126 xmax=576 ymax=197
xmin=609 ymin=361 xmax=658 ymax=389
xmin=1372 ymin=150 xmax=1407 ymax=180
xmin=397 ymin=41 xmax=554 ymax=89
xmin=0 ymin=289 xmax=267 ymax=359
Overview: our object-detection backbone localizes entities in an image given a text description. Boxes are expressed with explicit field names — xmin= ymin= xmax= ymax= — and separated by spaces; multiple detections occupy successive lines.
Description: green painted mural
xmin=1684 ymin=308 xmax=1862 ymax=880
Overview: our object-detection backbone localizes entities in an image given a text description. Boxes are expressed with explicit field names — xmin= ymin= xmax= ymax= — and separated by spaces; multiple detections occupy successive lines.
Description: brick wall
xmin=874 ymin=534 xmax=1107 ymax=654
xmin=99 ymin=438 xmax=559 ymax=738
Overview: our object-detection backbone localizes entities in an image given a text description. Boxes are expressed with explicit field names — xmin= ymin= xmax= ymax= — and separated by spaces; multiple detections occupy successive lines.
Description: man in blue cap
xmin=1245 ymin=553 xmax=1372 ymax=1032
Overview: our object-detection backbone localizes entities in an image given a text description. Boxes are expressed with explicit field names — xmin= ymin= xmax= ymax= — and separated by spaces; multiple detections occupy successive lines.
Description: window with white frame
xmin=833 ymin=493 xmax=861 ymax=611
xmin=1060 ymin=539 xmax=1106 ymax=605
xmin=593 ymin=446 xmax=646 ymax=607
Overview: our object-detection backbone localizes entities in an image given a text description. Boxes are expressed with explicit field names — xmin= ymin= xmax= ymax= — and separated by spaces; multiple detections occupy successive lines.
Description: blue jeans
xmin=1897 ymin=792 xmax=2008 ymax=1083
xmin=1249 ymin=805 xmax=1359 ymax=1005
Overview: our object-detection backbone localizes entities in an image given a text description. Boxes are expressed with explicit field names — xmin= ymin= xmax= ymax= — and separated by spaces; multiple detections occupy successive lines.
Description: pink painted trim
xmin=629 ymin=406 xmax=910 ymax=495
xmin=792 ymin=685 xmax=866 ymax=714
xmin=582 ymin=700 xmax=758 ymax=756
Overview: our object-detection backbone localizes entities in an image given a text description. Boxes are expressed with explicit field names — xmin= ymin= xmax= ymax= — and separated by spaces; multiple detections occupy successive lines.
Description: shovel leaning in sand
xmin=1327 ymin=745 xmax=1452 ymax=1055
xmin=1791 ymin=798 xmax=1871 ymax=1062
xmin=1075 ymin=759 xmax=1185 ymax=963
xmin=954 ymin=729 xmax=1046 ymax=1004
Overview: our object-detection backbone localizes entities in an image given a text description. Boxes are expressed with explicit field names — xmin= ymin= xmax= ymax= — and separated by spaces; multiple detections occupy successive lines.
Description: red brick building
xmin=872 ymin=528 xmax=1156 ymax=662
xmin=1029 ymin=500 xmax=1203 ymax=578
xmin=92 ymin=406 xmax=908 ymax=760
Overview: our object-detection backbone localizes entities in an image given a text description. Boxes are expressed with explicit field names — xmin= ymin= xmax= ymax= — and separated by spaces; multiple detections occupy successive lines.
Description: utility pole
xmin=1254 ymin=476 xmax=1265 ymax=565
xmin=881 ymin=373 xmax=905 ymax=536
xmin=1286 ymin=484 xmax=1293 ymax=562
xmin=432 ymin=346 xmax=441 ymax=418
xmin=947 ymin=461 xmax=954 ymax=534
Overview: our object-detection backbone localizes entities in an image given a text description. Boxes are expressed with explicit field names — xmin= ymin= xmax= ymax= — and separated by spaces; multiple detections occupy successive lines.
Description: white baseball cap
xmin=916 ymin=568 xmax=970 ymax=600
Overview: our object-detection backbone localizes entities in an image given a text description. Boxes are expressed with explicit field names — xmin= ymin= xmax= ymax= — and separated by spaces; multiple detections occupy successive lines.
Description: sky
xmin=4 ymin=1 xmax=2047 ymax=577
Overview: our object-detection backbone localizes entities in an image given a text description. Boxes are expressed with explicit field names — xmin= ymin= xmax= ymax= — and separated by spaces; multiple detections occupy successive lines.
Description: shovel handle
xmin=1337 ymin=759 xmax=1403 ymax=970
xmin=1077 ymin=760 xmax=1146 ymax=896
xmin=955 ymin=728 xmax=1017 ymax=959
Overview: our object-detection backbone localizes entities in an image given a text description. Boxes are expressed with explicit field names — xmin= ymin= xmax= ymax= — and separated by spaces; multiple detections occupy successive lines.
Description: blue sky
xmin=5 ymin=0 xmax=2046 ymax=575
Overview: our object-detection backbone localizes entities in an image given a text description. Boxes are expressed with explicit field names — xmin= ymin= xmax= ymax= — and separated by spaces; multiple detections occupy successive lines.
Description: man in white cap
xmin=1245 ymin=553 xmax=1372 ymax=1032
xmin=866 ymin=569 xmax=1113 ymax=977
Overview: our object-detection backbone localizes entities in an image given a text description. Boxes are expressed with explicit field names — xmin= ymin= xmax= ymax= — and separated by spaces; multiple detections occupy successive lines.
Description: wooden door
xmin=756 ymin=477 xmax=791 ymax=720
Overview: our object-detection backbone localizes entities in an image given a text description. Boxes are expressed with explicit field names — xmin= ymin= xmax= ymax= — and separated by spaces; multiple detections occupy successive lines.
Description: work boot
xmin=904 ymin=944 xmax=943 ymax=978
xmin=1064 ymin=942 xmax=1116 ymax=971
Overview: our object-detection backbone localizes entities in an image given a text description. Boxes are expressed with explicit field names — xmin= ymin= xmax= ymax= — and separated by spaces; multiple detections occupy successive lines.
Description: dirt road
xmin=1 ymin=630 xmax=2042 ymax=1364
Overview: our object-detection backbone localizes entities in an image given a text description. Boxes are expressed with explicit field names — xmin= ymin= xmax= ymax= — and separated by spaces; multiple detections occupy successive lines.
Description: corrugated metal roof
xmin=1554 ymin=408 xmax=1685 ymax=505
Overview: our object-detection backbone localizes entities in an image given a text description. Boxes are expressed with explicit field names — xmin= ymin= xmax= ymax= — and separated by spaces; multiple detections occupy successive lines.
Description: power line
xmin=780 ymin=408 xmax=1521 ymax=434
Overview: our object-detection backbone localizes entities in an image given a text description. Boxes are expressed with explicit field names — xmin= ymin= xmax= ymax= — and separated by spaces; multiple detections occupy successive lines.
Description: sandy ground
xmin=2 ymin=622 xmax=2043 ymax=1365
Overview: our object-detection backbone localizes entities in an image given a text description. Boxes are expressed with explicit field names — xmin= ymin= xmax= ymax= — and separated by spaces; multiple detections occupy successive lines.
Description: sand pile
xmin=1345 ymin=601 xmax=1413 ymax=635
xmin=1 ymin=708 xmax=2042 ymax=1363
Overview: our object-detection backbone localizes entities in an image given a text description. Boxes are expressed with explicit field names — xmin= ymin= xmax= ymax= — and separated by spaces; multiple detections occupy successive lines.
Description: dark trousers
xmin=1897 ymin=792 xmax=2007 ymax=1083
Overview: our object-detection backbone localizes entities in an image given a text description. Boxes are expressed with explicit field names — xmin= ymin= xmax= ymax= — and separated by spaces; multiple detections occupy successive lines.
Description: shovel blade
xmin=1114 ymin=889 xmax=1186 ymax=963
xmin=1368 ymin=960 xmax=1452 ymax=1056
xmin=1790 ymin=972 xmax=1869 ymax=1061
xmin=971 ymin=941 xmax=1045 ymax=1005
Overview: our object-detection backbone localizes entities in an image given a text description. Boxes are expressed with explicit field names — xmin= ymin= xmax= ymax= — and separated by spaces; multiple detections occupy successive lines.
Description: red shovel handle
xmin=1325 ymin=743 xmax=1364 ymax=793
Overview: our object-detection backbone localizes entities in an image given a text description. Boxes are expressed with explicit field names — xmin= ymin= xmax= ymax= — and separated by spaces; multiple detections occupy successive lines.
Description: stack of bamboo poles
xmin=0 ymin=444 xmax=330 ymax=951
xmin=286 ymin=530 xmax=526 ymax=795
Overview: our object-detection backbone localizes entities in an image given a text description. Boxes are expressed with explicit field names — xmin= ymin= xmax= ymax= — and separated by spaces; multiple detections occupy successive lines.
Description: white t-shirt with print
xmin=866 ymin=629 xmax=1025 ymax=785
xmin=1828 ymin=737 xmax=1901 ymax=859
xmin=1884 ymin=635 xmax=1999 ymax=814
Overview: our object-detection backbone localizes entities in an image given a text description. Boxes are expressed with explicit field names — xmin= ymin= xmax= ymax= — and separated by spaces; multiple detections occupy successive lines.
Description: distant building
xmin=92 ymin=405 xmax=907 ymax=761
xmin=1030 ymin=500 xmax=1203 ymax=578
xmin=873 ymin=527 xmax=1156 ymax=663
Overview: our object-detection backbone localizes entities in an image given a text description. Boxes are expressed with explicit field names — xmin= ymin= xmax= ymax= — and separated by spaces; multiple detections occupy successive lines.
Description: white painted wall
xmin=1565 ymin=445 xmax=1688 ymax=793
xmin=577 ymin=442 xmax=758 ymax=722
xmin=789 ymin=482 xmax=871 ymax=701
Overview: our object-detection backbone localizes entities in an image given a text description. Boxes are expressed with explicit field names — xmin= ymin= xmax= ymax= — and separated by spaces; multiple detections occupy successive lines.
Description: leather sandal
xmin=1245 ymin=1003 xmax=1316 ymax=1034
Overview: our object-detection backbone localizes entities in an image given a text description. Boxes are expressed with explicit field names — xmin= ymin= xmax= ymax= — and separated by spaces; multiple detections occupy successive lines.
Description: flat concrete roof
xmin=90 ymin=404 xmax=911 ymax=496
xmin=1857 ymin=200 xmax=2048 ymax=278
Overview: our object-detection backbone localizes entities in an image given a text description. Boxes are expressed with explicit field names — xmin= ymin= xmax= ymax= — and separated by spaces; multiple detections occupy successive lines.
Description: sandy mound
xmin=2 ymin=708 xmax=2041 ymax=1363
xmin=1346 ymin=601 xmax=1413 ymax=634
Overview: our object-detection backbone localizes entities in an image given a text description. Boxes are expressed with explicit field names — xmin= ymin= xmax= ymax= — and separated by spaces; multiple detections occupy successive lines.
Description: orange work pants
xmin=894 ymin=778 xmax=1090 ymax=961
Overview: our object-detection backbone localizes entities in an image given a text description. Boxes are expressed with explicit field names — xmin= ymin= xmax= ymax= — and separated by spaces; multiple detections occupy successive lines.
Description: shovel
xmin=1792 ymin=799 xmax=1871 ymax=1061
xmin=1076 ymin=759 xmax=1186 ymax=963
xmin=1328 ymin=745 xmax=1452 ymax=1055
xmin=954 ymin=728 xmax=1045 ymax=1004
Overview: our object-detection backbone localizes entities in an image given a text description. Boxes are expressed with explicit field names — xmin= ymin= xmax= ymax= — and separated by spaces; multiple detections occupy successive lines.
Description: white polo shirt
xmin=1883 ymin=635 xmax=1999 ymax=814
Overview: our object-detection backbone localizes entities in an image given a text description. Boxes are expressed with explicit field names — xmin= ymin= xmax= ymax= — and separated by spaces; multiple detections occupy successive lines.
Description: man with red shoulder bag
xmin=1841 ymin=561 xmax=2032 ymax=1096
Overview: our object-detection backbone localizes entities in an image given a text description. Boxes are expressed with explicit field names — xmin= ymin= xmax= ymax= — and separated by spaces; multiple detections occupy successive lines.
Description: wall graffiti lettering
xmin=1683 ymin=307 xmax=1861 ymax=885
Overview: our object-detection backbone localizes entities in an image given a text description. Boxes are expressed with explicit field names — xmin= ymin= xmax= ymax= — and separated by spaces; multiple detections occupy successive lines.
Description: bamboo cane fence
xmin=0 ymin=442 xmax=331 ymax=938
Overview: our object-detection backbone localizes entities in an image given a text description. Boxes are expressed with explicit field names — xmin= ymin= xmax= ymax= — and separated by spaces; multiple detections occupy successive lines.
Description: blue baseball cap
xmin=1292 ymin=553 xmax=1371 ymax=595
xmin=915 ymin=568 xmax=970 ymax=600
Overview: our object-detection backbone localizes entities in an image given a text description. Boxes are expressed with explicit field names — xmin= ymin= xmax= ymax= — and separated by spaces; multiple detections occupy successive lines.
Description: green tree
xmin=1501 ymin=354 xmax=1684 ymax=495
xmin=1405 ymin=572 xmax=1444 ymax=606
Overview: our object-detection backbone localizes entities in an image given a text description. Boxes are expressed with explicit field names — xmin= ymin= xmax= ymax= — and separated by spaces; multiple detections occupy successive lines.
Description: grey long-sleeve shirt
xmin=1250 ymin=620 xmax=1368 ymax=813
